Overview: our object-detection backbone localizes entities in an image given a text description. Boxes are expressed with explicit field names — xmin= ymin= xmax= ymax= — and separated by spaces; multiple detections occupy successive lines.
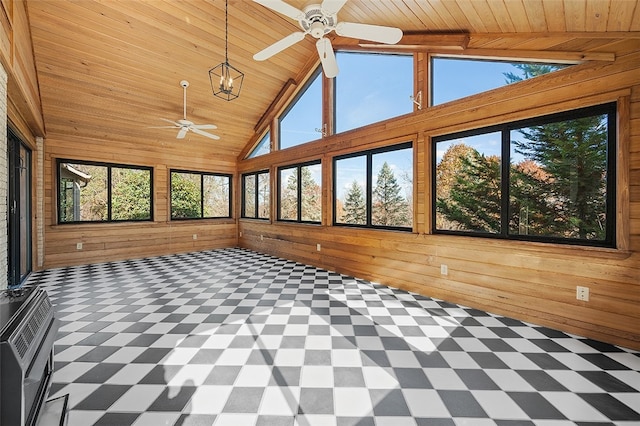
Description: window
xmin=279 ymin=68 xmax=323 ymax=150
xmin=247 ymin=131 xmax=271 ymax=158
xmin=242 ymin=170 xmax=270 ymax=219
xmin=336 ymin=52 xmax=413 ymax=133
xmin=58 ymin=160 xmax=152 ymax=223
xmin=170 ymin=170 xmax=231 ymax=219
xmin=334 ymin=142 xmax=413 ymax=230
xmin=278 ymin=161 xmax=322 ymax=223
xmin=431 ymin=58 xmax=570 ymax=106
xmin=433 ymin=103 xmax=616 ymax=247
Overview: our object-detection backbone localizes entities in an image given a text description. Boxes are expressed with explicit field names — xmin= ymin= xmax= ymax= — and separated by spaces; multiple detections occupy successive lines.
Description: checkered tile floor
xmin=26 ymin=248 xmax=640 ymax=426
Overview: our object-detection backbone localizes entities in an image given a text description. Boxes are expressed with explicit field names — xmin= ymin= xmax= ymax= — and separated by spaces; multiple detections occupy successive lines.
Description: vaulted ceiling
xmin=26 ymin=0 xmax=640 ymax=158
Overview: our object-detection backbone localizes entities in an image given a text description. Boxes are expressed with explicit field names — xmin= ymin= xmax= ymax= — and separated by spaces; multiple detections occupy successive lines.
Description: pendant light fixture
xmin=209 ymin=0 xmax=244 ymax=101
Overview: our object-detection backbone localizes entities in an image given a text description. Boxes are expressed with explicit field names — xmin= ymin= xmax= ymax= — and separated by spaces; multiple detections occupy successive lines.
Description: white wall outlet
xmin=76 ymin=242 xmax=83 ymax=250
xmin=239 ymin=231 xmax=242 ymax=237
xmin=440 ymin=264 xmax=448 ymax=275
xmin=192 ymin=234 xmax=197 ymax=240
xmin=316 ymin=243 xmax=321 ymax=252
xmin=576 ymin=286 xmax=590 ymax=301
xmin=260 ymin=235 xmax=264 ymax=241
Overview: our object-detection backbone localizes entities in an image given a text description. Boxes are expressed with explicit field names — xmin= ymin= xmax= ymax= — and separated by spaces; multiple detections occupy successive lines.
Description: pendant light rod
xmin=224 ymin=0 xmax=228 ymax=63
xmin=209 ymin=0 xmax=244 ymax=101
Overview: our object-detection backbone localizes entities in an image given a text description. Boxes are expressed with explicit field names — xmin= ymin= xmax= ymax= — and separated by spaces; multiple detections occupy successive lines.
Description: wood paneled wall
xmin=238 ymin=49 xmax=640 ymax=350
xmin=2 ymin=0 xmax=44 ymax=138
xmin=42 ymin=133 xmax=238 ymax=268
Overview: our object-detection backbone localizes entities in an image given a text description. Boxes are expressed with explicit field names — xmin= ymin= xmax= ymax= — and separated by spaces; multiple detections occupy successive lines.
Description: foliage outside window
xmin=170 ymin=170 xmax=231 ymax=219
xmin=433 ymin=102 xmax=616 ymax=247
xmin=279 ymin=69 xmax=323 ymax=150
xmin=334 ymin=142 xmax=413 ymax=230
xmin=58 ymin=160 xmax=152 ymax=223
xmin=278 ymin=161 xmax=322 ymax=223
xmin=247 ymin=131 xmax=271 ymax=158
xmin=242 ymin=170 xmax=270 ymax=219
xmin=431 ymin=58 xmax=569 ymax=106
xmin=336 ymin=52 xmax=413 ymax=133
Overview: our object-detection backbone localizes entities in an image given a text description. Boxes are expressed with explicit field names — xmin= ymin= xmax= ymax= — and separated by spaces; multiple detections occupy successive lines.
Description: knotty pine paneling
xmin=239 ymin=50 xmax=640 ymax=350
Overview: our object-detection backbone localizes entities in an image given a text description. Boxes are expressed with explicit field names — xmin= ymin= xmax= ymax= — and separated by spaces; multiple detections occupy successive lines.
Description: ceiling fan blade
xmin=148 ymin=125 xmax=179 ymax=129
xmin=190 ymin=127 xmax=221 ymax=140
xmin=254 ymin=31 xmax=306 ymax=61
xmin=253 ymin=0 xmax=304 ymax=20
xmin=192 ymin=124 xmax=218 ymax=130
xmin=316 ymin=38 xmax=338 ymax=78
xmin=177 ymin=127 xmax=188 ymax=139
xmin=321 ymin=0 xmax=347 ymax=15
xmin=160 ymin=118 xmax=180 ymax=126
xmin=335 ymin=21 xmax=403 ymax=44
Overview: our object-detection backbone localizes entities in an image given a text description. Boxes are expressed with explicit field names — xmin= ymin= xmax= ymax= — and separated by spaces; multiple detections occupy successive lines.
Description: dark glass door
xmin=8 ymin=128 xmax=32 ymax=288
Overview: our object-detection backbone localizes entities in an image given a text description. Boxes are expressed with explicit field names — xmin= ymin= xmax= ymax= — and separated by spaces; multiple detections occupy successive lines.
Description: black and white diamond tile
xmin=27 ymin=248 xmax=640 ymax=426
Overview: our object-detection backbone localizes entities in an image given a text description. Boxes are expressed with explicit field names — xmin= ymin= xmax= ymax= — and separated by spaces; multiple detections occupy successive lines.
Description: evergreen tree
xmin=372 ymin=162 xmax=409 ymax=226
xmin=506 ymin=63 xmax=607 ymax=240
xmin=503 ymin=63 xmax=565 ymax=84
xmin=513 ymin=115 xmax=608 ymax=239
xmin=342 ymin=180 xmax=366 ymax=224
xmin=300 ymin=166 xmax=321 ymax=221
xmin=436 ymin=63 xmax=608 ymax=241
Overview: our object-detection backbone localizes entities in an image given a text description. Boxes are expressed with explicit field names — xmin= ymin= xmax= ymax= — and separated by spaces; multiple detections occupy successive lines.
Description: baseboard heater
xmin=0 ymin=286 xmax=60 ymax=426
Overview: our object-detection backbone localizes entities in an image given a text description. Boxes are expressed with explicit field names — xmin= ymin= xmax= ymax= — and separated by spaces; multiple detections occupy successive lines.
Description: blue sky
xmin=272 ymin=55 xmax=557 ymax=200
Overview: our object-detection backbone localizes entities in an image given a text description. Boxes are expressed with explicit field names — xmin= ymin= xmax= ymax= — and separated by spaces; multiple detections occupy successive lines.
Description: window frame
xmin=241 ymin=170 xmax=270 ymax=220
xmin=247 ymin=131 xmax=271 ymax=159
xmin=429 ymin=56 xmax=572 ymax=107
xmin=170 ymin=169 xmax=232 ymax=220
xmin=431 ymin=102 xmax=617 ymax=248
xmin=333 ymin=141 xmax=413 ymax=231
xmin=57 ymin=159 xmax=154 ymax=224
xmin=278 ymin=67 xmax=324 ymax=150
xmin=276 ymin=159 xmax=322 ymax=224
xmin=334 ymin=51 xmax=414 ymax=134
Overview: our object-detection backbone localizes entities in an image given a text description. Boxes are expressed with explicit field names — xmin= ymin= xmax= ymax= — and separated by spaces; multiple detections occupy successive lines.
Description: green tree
xmin=503 ymin=63 xmax=565 ymax=84
xmin=372 ymin=161 xmax=409 ymax=227
xmin=112 ymin=168 xmax=151 ymax=220
xmin=506 ymin=63 xmax=607 ymax=240
xmin=437 ymin=150 xmax=502 ymax=233
xmin=171 ymin=173 xmax=201 ymax=218
xmin=300 ymin=166 xmax=321 ymax=221
xmin=512 ymin=115 xmax=608 ymax=239
xmin=342 ymin=180 xmax=366 ymax=224
xmin=436 ymin=63 xmax=608 ymax=241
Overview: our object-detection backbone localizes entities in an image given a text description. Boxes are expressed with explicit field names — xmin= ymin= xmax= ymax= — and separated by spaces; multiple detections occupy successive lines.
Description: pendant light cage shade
xmin=209 ymin=61 xmax=244 ymax=101
xmin=210 ymin=0 xmax=243 ymax=101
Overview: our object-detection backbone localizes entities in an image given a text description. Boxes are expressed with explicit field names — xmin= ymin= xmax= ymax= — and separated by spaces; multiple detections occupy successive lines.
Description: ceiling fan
xmin=253 ymin=0 xmax=403 ymax=78
xmin=151 ymin=80 xmax=220 ymax=140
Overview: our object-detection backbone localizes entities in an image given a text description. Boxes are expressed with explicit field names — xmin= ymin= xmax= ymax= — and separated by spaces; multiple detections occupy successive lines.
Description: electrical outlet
xmin=576 ymin=286 xmax=590 ymax=301
xmin=76 ymin=242 xmax=83 ymax=250
xmin=260 ymin=235 xmax=264 ymax=241
xmin=316 ymin=243 xmax=321 ymax=252
xmin=192 ymin=234 xmax=197 ymax=240
xmin=239 ymin=231 xmax=242 ymax=237
xmin=440 ymin=264 xmax=448 ymax=275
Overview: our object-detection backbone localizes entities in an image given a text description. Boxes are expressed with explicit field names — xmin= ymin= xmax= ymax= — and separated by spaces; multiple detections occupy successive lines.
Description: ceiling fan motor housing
xmin=300 ymin=4 xmax=336 ymax=38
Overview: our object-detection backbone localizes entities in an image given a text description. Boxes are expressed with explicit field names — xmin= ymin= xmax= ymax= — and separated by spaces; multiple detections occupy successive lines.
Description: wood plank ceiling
xmin=26 ymin=0 xmax=640 ymax=158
